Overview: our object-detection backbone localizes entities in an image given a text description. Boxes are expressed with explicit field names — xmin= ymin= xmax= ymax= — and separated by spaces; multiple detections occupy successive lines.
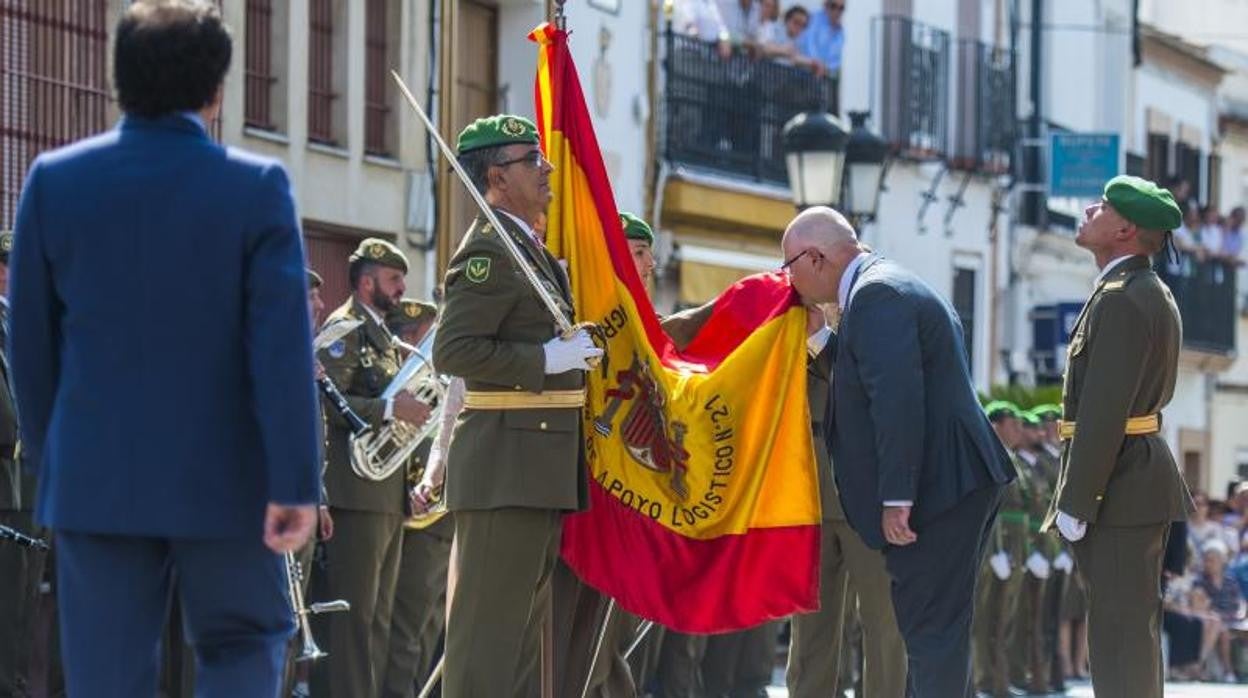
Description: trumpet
xmin=284 ymin=551 xmax=349 ymax=662
xmin=349 ymin=327 xmax=448 ymax=481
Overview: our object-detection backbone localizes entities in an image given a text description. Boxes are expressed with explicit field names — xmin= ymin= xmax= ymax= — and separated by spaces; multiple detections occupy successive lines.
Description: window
xmin=364 ymin=0 xmax=399 ymax=157
xmin=245 ymin=0 xmax=288 ymax=132
xmin=1175 ymin=142 xmax=1202 ymax=202
xmin=308 ymin=0 xmax=346 ymax=146
xmin=953 ymin=267 xmax=977 ymax=369
xmin=1145 ymin=132 xmax=1170 ymax=184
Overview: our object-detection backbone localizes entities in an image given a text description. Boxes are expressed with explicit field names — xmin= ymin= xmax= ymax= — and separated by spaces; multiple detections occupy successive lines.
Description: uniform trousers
xmin=382 ymin=517 xmax=453 ymax=698
xmin=1072 ymin=523 xmax=1168 ymax=698
xmin=444 ymin=507 xmax=561 ymax=698
xmin=311 ymin=508 xmax=405 ymax=698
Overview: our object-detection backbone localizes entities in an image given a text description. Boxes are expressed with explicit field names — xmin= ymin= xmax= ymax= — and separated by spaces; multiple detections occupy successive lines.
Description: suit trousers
xmin=382 ymin=519 xmax=453 ymax=698
xmin=787 ymin=518 xmax=906 ymax=698
xmin=444 ymin=507 xmax=561 ymax=698
xmin=311 ymin=508 xmax=405 ymax=698
xmin=56 ymin=530 xmax=292 ymax=698
xmin=1072 ymin=522 xmax=1168 ymax=698
xmin=883 ymin=483 xmax=1002 ymax=698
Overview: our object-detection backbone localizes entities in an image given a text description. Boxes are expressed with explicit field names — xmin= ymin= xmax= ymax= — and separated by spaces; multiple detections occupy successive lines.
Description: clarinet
xmin=317 ymin=375 xmax=371 ymax=436
xmin=0 ymin=524 xmax=49 ymax=550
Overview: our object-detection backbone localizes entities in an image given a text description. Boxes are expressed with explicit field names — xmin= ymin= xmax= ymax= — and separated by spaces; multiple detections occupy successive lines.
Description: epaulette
xmin=1102 ymin=280 xmax=1126 ymax=291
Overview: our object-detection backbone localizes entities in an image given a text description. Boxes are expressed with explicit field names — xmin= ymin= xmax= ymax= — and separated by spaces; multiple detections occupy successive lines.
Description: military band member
xmin=1042 ymin=174 xmax=1194 ymax=698
xmin=1031 ymin=404 xmax=1077 ymax=691
xmin=433 ymin=114 xmax=601 ymax=697
xmin=312 ymin=239 xmax=432 ymax=698
xmin=972 ymin=401 xmax=1027 ymax=698
xmin=381 ymin=298 xmax=455 ymax=698
xmin=785 ymin=302 xmax=906 ymax=698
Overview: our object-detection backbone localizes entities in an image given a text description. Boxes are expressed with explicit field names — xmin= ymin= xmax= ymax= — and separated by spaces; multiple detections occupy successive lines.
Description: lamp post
xmin=843 ymin=110 xmax=889 ymax=224
xmin=781 ymin=111 xmax=849 ymax=210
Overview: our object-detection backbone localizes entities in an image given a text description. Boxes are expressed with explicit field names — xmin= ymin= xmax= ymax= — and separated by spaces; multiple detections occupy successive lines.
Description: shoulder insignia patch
xmin=466 ymin=257 xmax=491 ymax=283
xmin=328 ymin=339 xmax=347 ymax=358
xmin=1103 ymin=280 xmax=1126 ymax=291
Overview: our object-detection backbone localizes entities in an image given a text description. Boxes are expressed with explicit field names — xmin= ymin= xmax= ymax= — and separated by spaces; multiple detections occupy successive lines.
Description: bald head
xmin=783 ymin=206 xmax=859 ymax=253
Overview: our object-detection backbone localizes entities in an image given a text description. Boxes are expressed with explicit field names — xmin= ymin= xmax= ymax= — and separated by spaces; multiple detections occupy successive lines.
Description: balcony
xmin=950 ymin=39 xmax=1015 ymax=174
xmin=1157 ymin=257 xmax=1237 ymax=357
xmin=871 ymin=16 xmax=950 ymax=160
xmin=662 ymin=30 xmax=838 ymax=185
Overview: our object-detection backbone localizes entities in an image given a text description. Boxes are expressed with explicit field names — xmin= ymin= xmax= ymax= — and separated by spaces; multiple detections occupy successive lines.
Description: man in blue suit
xmin=781 ymin=207 xmax=1015 ymax=697
xmin=8 ymin=2 xmax=321 ymax=696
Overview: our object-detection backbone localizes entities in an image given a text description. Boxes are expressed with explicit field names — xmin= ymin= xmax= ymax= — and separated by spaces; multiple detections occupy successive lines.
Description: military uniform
xmin=785 ymin=341 xmax=905 ymax=698
xmin=380 ymin=299 xmax=457 ymax=698
xmin=1010 ymin=422 xmax=1056 ymax=694
xmin=434 ymin=114 xmax=591 ymax=698
xmin=972 ymin=402 xmax=1027 ymax=698
xmin=311 ymin=239 xmax=412 ymax=698
xmin=1041 ymin=175 xmax=1193 ymax=698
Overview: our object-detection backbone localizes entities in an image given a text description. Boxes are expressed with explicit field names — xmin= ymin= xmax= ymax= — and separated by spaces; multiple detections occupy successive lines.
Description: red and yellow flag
xmin=531 ymin=23 xmax=820 ymax=633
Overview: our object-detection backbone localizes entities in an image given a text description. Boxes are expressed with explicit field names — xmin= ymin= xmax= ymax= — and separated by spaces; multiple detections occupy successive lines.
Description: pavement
xmin=762 ymin=676 xmax=1248 ymax=696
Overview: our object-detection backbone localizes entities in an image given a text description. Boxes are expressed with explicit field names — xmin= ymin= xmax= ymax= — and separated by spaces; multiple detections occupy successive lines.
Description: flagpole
xmin=554 ymin=0 xmax=567 ymax=31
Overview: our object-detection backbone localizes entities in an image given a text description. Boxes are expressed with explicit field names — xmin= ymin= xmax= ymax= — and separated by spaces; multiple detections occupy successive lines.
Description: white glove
xmin=1055 ymin=511 xmax=1087 ymax=542
xmin=1025 ymin=551 xmax=1052 ymax=579
xmin=989 ymin=551 xmax=1011 ymax=580
xmin=1053 ymin=551 xmax=1074 ymax=573
xmin=542 ymin=330 xmax=603 ymax=374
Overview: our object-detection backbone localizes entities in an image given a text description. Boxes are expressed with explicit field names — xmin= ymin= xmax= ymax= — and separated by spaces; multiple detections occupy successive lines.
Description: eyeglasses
xmin=780 ymin=248 xmax=818 ymax=273
xmin=495 ymin=150 xmax=550 ymax=170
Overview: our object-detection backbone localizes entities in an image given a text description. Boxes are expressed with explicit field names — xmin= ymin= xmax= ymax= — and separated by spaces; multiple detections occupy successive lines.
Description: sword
xmin=391 ymin=70 xmax=591 ymax=348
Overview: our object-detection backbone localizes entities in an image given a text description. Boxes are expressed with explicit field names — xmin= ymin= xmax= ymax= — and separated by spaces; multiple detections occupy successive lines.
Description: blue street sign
xmin=1049 ymin=132 xmax=1120 ymax=198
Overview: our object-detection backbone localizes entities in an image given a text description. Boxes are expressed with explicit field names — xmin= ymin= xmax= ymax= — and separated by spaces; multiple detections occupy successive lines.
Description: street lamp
xmin=781 ymin=111 xmax=849 ymax=210
xmin=843 ymin=110 xmax=889 ymax=221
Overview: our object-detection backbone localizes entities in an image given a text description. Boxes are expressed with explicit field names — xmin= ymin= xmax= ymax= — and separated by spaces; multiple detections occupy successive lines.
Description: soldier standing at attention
xmin=433 ymin=113 xmax=601 ymax=697
xmin=972 ymin=402 xmax=1027 ymax=698
xmin=1010 ymin=410 xmax=1054 ymax=694
xmin=313 ymin=239 xmax=433 ymax=698
xmin=1042 ymin=174 xmax=1194 ymax=698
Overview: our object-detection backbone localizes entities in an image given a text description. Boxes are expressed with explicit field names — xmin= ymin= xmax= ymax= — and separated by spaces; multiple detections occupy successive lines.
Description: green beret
xmin=619 ymin=212 xmax=655 ymax=245
xmin=1031 ymin=404 xmax=1062 ymax=421
xmin=1104 ymin=175 xmax=1182 ymax=232
xmin=1019 ymin=411 xmax=1042 ymax=427
xmin=456 ymin=114 xmax=539 ymax=154
xmin=385 ymin=298 xmax=437 ymax=332
xmin=306 ymin=268 xmax=323 ymax=289
xmin=984 ymin=400 xmax=1020 ymax=422
xmin=348 ymin=238 xmax=409 ymax=273
xmin=0 ymin=230 xmax=12 ymax=264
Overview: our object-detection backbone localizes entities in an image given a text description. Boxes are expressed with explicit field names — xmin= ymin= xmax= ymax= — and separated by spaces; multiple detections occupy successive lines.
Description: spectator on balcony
xmin=1166 ymin=175 xmax=1194 ymax=211
xmin=1199 ymin=205 xmax=1227 ymax=260
xmin=716 ymin=0 xmax=761 ymax=45
xmin=1170 ymin=202 xmax=1205 ymax=268
xmin=755 ymin=3 xmax=827 ymax=76
xmin=1221 ymin=206 xmax=1245 ymax=266
xmin=798 ymin=0 xmax=846 ymax=76
xmin=672 ymin=0 xmax=732 ymax=59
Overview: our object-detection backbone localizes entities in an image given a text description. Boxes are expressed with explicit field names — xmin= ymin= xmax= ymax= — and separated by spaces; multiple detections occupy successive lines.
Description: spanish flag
xmin=531 ymin=23 xmax=820 ymax=633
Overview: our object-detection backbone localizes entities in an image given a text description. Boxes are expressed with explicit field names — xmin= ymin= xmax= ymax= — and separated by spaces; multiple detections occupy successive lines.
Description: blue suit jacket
xmin=9 ymin=114 xmax=321 ymax=538
xmin=826 ymin=256 xmax=1014 ymax=549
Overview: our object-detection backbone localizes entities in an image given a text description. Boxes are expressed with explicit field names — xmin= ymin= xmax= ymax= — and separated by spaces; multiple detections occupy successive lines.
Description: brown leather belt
xmin=463 ymin=389 xmax=586 ymax=410
xmin=1058 ymin=413 xmax=1160 ymax=441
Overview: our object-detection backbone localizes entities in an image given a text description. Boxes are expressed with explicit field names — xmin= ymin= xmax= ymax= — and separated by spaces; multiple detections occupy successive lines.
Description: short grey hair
xmin=458 ymin=145 xmax=508 ymax=195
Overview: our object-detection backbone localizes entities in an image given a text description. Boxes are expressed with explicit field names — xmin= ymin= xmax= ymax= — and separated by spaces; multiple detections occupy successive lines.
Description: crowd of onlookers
xmin=1161 ymin=485 xmax=1248 ymax=683
xmin=672 ymin=0 xmax=845 ymax=78
xmin=1163 ymin=176 xmax=1245 ymax=276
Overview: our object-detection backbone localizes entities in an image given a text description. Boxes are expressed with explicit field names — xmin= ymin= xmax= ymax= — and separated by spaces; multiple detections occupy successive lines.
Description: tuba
xmin=349 ymin=326 xmax=448 ymax=481
xmin=404 ymin=464 xmax=448 ymax=530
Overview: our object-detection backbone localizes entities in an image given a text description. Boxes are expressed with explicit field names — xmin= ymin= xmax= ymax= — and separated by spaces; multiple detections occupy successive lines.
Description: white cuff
xmin=383 ymin=397 xmax=394 ymax=422
xmin=1055 ymin=510 xmax=1087 ymax=542
xmin=882 ymin=500 xmax=913 ymax=507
